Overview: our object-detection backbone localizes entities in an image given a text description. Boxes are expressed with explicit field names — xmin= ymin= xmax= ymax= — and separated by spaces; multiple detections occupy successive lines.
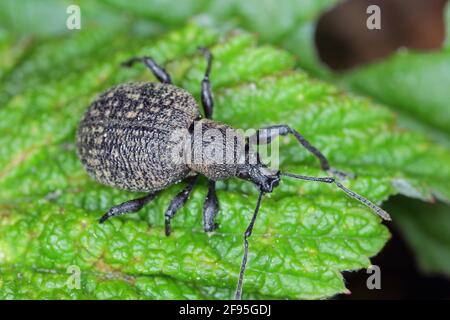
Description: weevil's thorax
xmin=186 ymin=119 xmax=248 ymax=181
xmin=185 ymin=119 xmax=281 ymax=190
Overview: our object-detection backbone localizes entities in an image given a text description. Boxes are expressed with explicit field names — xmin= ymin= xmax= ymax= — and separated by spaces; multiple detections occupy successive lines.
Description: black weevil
xmin=76 ymin=48 xmax=391 ymax=299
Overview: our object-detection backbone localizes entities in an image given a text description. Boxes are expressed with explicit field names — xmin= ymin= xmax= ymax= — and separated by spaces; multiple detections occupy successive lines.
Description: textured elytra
xmin=76 ymin=82 xmax=199 ymax=192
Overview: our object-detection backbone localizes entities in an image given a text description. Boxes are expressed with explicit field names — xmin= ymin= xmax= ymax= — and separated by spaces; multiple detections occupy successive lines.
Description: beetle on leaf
xmin=76 ymin=48 xmax=390 ymax=300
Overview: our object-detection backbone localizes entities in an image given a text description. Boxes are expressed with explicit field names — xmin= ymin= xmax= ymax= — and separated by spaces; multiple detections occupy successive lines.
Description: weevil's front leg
xmin=121 ymin=56 xmax=172 ymax=84
xmin=99 ymin=191 xmax=160 ymax=224
xmin=199 ymin=48 xmax=214 ymax=119
xmin=165 ymin=175 xmax=199 ymax=236
xmin=203 ymin=180 xmax=219 ymax=232
xmin=251 ymin=124 xmax=352 ymax=178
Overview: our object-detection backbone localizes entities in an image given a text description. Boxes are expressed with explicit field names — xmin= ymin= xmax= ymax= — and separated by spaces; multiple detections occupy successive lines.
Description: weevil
xmin=76 ymin=48 xmax=391 ymax=299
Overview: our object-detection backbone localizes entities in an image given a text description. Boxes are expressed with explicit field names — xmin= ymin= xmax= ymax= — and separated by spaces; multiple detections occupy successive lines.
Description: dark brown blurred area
xmin=342 ymin=196 xmax=450 ymax=300
xmin=315 ymin=0 xmax=448 ymax=71
xmin=342 ymin=227 xmax=450 ymax=300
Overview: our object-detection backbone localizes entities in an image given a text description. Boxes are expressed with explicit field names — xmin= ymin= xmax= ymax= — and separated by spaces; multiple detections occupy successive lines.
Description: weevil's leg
xmin=99 ymin=191 xmax=160 ymax=224
xmin=165 ymin=175 xmax=199 ymax=236
xmin=251 ymin=124 xmax=352 ymax=178
xmin=121 ymin=56 xmax=172 ymax=84
xmin=197 ymin=48 xmax=218 ymax=231
xmin=203 ymin=180 xmax=219 ymax=232
xmin=235 ymin=191 xmax=264 ymax=300
xmin=199 ymin=48 xmax=214 ymax=119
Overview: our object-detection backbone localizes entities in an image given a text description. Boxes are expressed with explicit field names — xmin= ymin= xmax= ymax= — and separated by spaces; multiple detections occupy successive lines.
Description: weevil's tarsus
xmin=281 ymin=172 xmax=391 ymax=221
xmin=235 ymin=190 xmax=264 ymax=300
xmin=121 ymin=56 xmax=172 ymax=84
xmin=203 ymin=180 xmax=219 ymax=232
xmin=165 ymin=175 xmax=199 ymax=236
xmin=199 ymin=47 xmax=213 ymax=78
xmin=199 ymin=47 xmax=214 ymax=119
xmin=99 ymin=191 xmax=160 ymax=224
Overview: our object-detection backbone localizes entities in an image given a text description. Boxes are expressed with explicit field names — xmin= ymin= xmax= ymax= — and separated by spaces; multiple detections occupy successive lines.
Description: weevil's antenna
xmin=235 ymin=190 xmax=264 ymax=300
xmin=281 ymin=172 xmax=391 ymax=221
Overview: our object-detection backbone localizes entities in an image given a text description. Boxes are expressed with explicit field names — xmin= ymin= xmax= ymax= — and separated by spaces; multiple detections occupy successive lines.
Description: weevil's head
xmin=238 ymin=162 xmax=281 ymax=193
xmin=235 ymin=136 xmax=281 ymax=193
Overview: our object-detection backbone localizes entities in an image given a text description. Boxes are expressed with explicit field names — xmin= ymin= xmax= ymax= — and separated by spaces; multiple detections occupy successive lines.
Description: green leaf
xmin=275 ymin=1 xmax=450 ymax=143
xmin=6 ymin=0 xmax=449 ymax=143
xmin=342 ymin=46 xmax=450 ymax=144
xmin=202 ymin=0 xmax=450 ymax=278
xmin=1 ymin=22 xmax=450 ymax=299
xmin=105 ymin=0 xmax=448 ymax=145
xmin=0 ymin=265 xmax=210 ymax=300
xmin=174 ymin=0 xmax=450 ymax=279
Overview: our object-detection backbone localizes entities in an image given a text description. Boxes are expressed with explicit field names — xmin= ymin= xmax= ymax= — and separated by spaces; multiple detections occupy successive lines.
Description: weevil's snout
xmin=239 ymin=164 xmax=280 ymax=193
xmin=260 ymin=175 xmax=280 ymax=193
xmin=259 ymin=167 xmax=280 ymax=193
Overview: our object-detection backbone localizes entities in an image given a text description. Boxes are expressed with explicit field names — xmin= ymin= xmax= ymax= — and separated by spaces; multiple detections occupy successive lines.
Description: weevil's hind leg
xmin=199 ymin=48 xmax=214 ymax=119
xmin=165 ymin=175 xmax=200 ymax=236
xmin=121 ymin=56 xmax=172 ymax=84
xmin=251 ymin=124 xmax=353 ymax=178
xmin=99 ymin=191 xmax=160 ymax=224
xmin=203 ymin=180 xmax=219 ymax=232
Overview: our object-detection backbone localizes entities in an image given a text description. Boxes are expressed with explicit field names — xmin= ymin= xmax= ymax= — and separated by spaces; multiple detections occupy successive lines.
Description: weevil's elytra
xmin=77 ymin=82 xmax=199 ymax=192
xmin=76 ymin=50 xmax=391 ymax=300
